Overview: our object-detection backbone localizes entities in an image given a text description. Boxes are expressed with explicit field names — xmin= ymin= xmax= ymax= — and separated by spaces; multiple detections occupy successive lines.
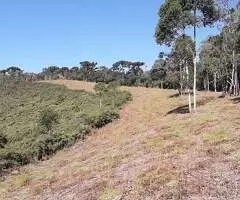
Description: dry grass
xmin=1 ymin=80 xmax=240 ymax=200
xmin=40 ymin=80 xmax=95 ymax=92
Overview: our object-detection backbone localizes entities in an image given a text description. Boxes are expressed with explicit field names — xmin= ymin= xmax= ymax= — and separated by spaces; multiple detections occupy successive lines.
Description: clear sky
xmin=0 ymin=0 xmax=229 ymax=72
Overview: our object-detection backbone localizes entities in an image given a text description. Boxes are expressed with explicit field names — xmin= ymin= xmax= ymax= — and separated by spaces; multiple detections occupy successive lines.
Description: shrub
xmin=0 ymin=132 xmax=7 ymax=148
xmin=86 ymin=110 xmax=119 ymax=128
xmin=39 ymin=108 xmax=59 ymax=132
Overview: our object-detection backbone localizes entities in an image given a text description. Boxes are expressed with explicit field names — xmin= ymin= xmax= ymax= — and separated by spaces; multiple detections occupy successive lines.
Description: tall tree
xmin=80 ymin=61 xmax=97 ymax=81
xmin=199 ymin=35 xmax=222 ymax=92
xmin=222 ymin=8 xmax=240 ymax=96
xmin=172 ymin=35 xmax=194 ymax=112
xmin=150 ymin=58 xmax=167 ymax=89
xmin=183 ymin=0 xmax=220 ymax=110
xmin=129 ymin=62 xmax=145 ymax=85
xmin=155 ymin=0 xmax=220 ymax=112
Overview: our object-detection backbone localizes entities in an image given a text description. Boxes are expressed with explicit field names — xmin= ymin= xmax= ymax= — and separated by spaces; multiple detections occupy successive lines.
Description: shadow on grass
xmin=166 ymin=96 xmax=215 ymax=115
xmin=218 ymin=94 xmax=226 ymax=99
xmin=168 ymin=92 xmax=193 ymax=99
xmin=231 ymin=97 xmax=240 ymax=104
xmin=168 ymin=93 xmax=181 ymax=98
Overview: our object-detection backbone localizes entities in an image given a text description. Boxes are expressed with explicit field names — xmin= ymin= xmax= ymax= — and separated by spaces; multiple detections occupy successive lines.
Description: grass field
xmin=1 ymin=80 xmax=240 ymax=200
xmin=0 ymin=80 xmax=131 ymax=174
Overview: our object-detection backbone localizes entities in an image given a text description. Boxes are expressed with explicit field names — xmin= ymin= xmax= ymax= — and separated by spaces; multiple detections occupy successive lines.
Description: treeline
xmin=0 ymin=61 xmax=181 ymax=88
xmin=41 ymin=61 xmax=147 ymax=86
xmin=0 ymin=66 xmax=42 ymax=81
xmin=40 ymin=60 xmax=186 ymax=88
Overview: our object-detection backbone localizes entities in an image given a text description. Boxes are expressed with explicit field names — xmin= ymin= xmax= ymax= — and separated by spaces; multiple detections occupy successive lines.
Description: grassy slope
xmin=1 ymin=80 xmax=240 ymax=200
xmin=0 ymin=81 xmax=130 ymax=172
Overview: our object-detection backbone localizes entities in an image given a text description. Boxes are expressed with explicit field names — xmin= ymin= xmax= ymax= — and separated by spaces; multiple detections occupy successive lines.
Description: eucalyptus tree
xmin=155 ymin=0 xmax=221 ymax=112
xmin=199 ymin=35 xmax=222 ymax=92
xmin=222 ymin=7 xmax=240 ymax=96
xmin=42 ymin=66 xmax=60 ymax=79
xmin=60 ymin=67 xmax=70 ymax=79
xmin=150 ymin=58 xmax=167 ymax=89
xmin=111 ymin=60 xmax=130 ymax=84
xmin=79 ymin=61 xmax=98 ymax=81
xmin=70 ymin=66 xmax=80 ymax=80
xmin=128 ymin=62 xmax=145 ymax=85
xmin=94 ymin=66 xmax=115 ymax=83
xmin=172 ymin=35 xmax=194 ymax=112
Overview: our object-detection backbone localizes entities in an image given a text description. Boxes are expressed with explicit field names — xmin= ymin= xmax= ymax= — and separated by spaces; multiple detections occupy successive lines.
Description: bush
xmin=0 ymin=132 xmax=7 ymax=148
xmin=39 ymin=108 xmax=59 ymax=132
xmin=86 ymin=110 xmax=119 ymax=128
xmin=94 ymin=82 xmax=131 ymax=108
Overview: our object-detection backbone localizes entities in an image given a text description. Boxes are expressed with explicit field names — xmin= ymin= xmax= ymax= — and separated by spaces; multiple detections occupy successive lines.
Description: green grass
xmin=99 ymin=188 xmax=122 ymax=200
xmin=0 ymin=80 xmax=131 ymax=173
xmin=202 ymin=130 xmax=229 ymax=145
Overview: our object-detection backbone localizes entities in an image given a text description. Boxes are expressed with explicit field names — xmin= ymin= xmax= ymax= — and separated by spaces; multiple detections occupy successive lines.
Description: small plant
xmin=99 ymin=188 xmax=122 ymax=200
xmin=0 ymin=132 xmax=7 ymax=148
xmin=15 ymin=174 xmax=31 ymax=187
xmin=39 ymin=108 xmax=59 ymax=132
xmin=94 ymin=83 xmax=109 ymax=108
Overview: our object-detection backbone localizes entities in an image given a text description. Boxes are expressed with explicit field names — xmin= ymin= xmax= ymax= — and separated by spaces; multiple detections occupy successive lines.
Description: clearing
xmin=1 ymin=80 xmax=240 ymax=200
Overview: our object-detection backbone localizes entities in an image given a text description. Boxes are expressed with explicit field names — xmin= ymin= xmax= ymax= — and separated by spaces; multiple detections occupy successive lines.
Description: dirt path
xmin=1 ymin=80 xmax=240 ymax=200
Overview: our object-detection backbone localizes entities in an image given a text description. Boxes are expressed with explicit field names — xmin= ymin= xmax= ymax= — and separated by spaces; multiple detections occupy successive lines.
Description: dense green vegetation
xmin=0 ymin=80 xmax=131 ymax=173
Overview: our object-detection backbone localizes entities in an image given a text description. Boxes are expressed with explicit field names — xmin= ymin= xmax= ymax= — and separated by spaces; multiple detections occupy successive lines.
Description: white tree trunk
xmin=206 ymin=73 xmax=210 ymax=92
xmin=193 ymin=8 xmax=197 ymax=112
xmin=233 ymin=50 xmax=239 ymax=96
xmin=180 ymin=63 xmax=183 ymax=96
xmin=214 ymin=72 xmax=217 ymax=93
xmin=186 ymin=63 xmax=192 ymax=113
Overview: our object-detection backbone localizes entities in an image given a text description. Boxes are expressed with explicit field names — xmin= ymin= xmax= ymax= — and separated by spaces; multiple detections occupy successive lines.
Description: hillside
xmin=1 ymin=80 xmax=240 ymax=200
xmin=0 ymin=81 xmax=130 ymax=174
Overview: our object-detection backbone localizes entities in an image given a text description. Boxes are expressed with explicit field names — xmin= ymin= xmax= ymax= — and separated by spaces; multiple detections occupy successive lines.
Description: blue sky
xmin=0 ymin=0 xmax=229 ymax=72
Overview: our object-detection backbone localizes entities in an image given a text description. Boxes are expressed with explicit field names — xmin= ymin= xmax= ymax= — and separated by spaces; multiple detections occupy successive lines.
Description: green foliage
xmin=151 ymin=59 xmax=167 ymax=81
xmin=94 ymin=83 xmax=110 ymax=96
xmin=197 ymin=7 xmax=240 ymax=94
xmin=86 ymin=110 xmax=119 ymax=128
xmin=0 ymin=81 xmax=131 ymax=173
xmin=155 ymin=0 xmax=193 ymax=45
xmin=155 ymin=0 xmax=220 ymax=46
xmin=39 ymin=108 xmax=59 ymax=132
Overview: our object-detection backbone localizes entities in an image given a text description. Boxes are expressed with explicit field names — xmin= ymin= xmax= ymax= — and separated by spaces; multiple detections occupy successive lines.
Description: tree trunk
xmin=233 ymin=50 xmax=239 ymax=96
xmin=214 ymin=72 xmax=217 ymax=93
xmin=203 ymin=76 xmax=207 ymax=91
xmin=183 ymin=65 xmax=186 ymax=94
xmin=207 ymin=73 xmax=210 ymax=92
xmin=180 ymin=64 xmax=183 ymax=96
xmin=193 ymin=8 xmax=197 ymax=112
xmin=233 ymin=50 xmax=236 ymax=96
xmin=186 ymin=62 xmax=192 ymax=113
xmin=236 ymin=68 xmax=239 ymax=95
xmin=229 ymin=65 xmax=234 ymax=96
